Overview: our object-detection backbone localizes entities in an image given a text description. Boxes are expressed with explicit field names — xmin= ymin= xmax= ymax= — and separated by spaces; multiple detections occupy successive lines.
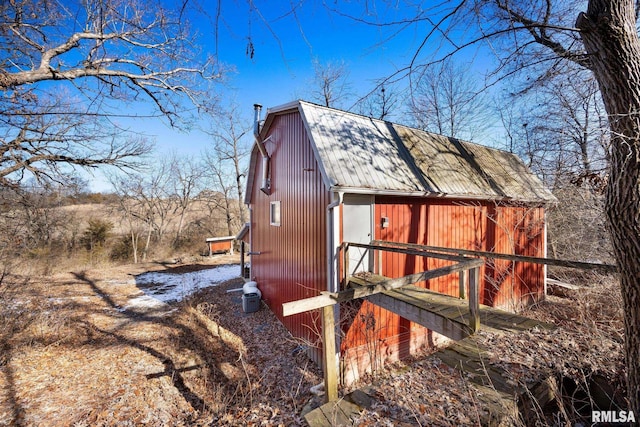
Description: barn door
xmin=343 ymin=194 xmax=373 ymax=274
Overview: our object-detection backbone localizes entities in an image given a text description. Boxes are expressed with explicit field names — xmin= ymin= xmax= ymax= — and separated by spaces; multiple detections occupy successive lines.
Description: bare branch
xmin=494 ymin=0 xmax=590 ymax=68
xmin=0 ymin=0 xmax=219 ymax=186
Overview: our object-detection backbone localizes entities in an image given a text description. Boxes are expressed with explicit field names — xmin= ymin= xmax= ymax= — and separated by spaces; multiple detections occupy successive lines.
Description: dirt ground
xmin=0 ymin=255 xmax=324 ymax=426
xmin=0 ymin=258 xmax=627 ymax=426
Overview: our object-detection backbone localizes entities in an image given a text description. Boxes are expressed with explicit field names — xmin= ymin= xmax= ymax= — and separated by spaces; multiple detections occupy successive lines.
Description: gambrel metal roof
xmin=247 ymin=100 xmax=556 ymax=204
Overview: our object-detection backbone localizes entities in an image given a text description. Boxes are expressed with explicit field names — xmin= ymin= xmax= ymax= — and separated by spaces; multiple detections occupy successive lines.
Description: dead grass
xmin=0 ymin=255 xmax=321 ymax=426
xmin=0 ymin=260 xmax=625 ymax=426
xmin=349 ymin=272 xmax=626 ymax=426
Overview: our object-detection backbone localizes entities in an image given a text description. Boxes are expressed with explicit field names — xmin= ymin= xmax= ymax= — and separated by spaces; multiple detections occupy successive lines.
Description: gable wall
xmin=249 ymin=111 xmax=331 ymax=350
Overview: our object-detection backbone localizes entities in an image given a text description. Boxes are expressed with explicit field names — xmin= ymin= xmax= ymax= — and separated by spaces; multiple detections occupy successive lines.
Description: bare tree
xmin=203 ymin=152 xmax=241 ymax=236
xmin=205 ymin=103 xmax=251 ymax=225
xmin=310 ymin=59 xmax=352 ymax=108
xmin=510 ymin=72 xmax=613 ymax=264
xmin=493 ymin=63 xmax=610 ymax=193
xmin=168 ymin=155 xmax=205 ymax=244
xmin=0 ymin=0 xmax=219 ymax=187
xmin=110 ymin=175 xmax=151 ymax=263
xmin=409 ymin=59 xmax=492 ymax=141
xmin=196 ymin=189 xmax=236 ymax=238
xmin=110 ymin=161 xmax=175 ymax=262
xmin=110 ymin=178 xmax=144 ymax=263
xmin=1 ymin=184 xmax=67 ymax=251
xmin=144 ymin=163 xmax=176 ymax=247
xmin=358 ymin=84 xmax=400 ymax=120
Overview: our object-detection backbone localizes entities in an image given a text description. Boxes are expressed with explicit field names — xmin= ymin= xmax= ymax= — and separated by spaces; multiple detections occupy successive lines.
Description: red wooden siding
xmin=340 ymin=197 xmax=546 ymax=379
xmin=373 ymin=197 xmax=545 ymax=309
xmin=249 ymin=112 xmax=331 ymax=352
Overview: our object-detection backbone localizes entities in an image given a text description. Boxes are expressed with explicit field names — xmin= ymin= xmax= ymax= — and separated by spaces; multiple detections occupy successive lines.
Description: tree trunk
xmin=143 ymin=222 xmax=153 ymax=262
xmin=175 ymin=207 xmax=187 ymax=243
xmin=577 ymin=0 xmax=640 ymax=414
xmin=234 ymin=155 xmax=246 ymax=225
xmin=130 ymin=230 xmax=138 ymax=264
xmin=225 ymin=195 xmax=234 ymax=236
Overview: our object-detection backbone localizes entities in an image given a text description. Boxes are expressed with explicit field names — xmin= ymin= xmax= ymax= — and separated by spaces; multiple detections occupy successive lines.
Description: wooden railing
xmin=342 ymin=241 xmax=483 ymax=332
xmin=282 ymin=239 xmax=615 ymax=403
xmin=371 ymin=240 xmax=618 ymax=273
xmin=284 ymin=242 xmax=483 ymax=319
xmin=282 ymin=241 xmax=484 ymax=403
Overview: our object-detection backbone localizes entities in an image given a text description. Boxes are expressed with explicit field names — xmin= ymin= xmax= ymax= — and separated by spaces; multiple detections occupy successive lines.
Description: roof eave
xmin=236 ymin=223 xmax=250 ymax=240
xmin=330 ymin=185 xmax=556 ymax=205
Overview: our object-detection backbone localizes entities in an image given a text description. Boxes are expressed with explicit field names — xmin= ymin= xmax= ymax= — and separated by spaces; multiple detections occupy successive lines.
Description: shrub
xmin=110 ymin=234 xmax=145 ymax=262
xmin=81 ymin=219 xmax=113 ymax=251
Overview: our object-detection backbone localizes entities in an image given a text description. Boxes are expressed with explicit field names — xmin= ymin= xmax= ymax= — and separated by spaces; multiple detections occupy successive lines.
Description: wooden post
xmin=336 ymin=244 xmax=342 ymax=293
xmin=240 ymin=241 xmax=245 ymax=278
xmin=468 ymin=266 xmax=480 ymax=333
xmin=459 ymin=269 xmax=467 ymax=299
xmin=322 ymin=305 xmax=338 ymax=402
xmin=343 ymin=243 xmax=350 ymax=289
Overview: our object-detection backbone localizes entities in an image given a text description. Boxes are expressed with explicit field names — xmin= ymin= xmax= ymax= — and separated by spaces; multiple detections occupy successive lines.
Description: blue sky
xmin=201 ymin=2 xmax=421 ymax=109
xmin=90 ymin=1 xmax=496 ymax=191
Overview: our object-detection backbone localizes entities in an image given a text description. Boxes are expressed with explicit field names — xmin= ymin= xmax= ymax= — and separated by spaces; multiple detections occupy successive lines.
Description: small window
xmin=270 ymin=201 xmax=281 ymax=226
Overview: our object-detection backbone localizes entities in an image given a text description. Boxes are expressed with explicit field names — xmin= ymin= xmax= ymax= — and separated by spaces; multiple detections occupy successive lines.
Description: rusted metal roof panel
xmin=296 ymin=101 xmax=555 ymax=203
xmin=460 ymin=141 xmax=554 ymax=202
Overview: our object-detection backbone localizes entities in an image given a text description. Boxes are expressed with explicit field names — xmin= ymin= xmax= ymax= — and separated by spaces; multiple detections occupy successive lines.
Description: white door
xmin=342 ymin=194 xmax=373 ymax=274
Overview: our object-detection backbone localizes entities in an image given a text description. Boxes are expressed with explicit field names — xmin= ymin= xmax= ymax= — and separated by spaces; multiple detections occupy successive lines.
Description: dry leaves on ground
xmin=0 ymin=260 xmax=625 ymax=426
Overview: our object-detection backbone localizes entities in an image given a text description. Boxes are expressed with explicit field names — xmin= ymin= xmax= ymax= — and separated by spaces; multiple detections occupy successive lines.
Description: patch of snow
xmin=48 ymin=296 xmax=92 ymax=304
xmin=134 ymin=264 xmax=240 ymax=304
xmin=120 ymin=295 xmax=171 ymax=313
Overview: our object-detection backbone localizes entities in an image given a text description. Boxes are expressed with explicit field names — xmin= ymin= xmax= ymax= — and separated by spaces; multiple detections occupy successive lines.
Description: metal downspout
xmin=326 ymin=192 xmax=342 ymax=385
xmin=253 ymin=104 xmax=271 ymax=195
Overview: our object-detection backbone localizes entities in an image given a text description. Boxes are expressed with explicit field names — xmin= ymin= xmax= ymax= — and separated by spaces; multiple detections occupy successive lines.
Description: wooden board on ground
xmin=304 ymin=387 xmax=375 ymax=427
xmin=546 ymin=278 xmax=581 ymax=298
xmin=433 ymin=325 xmax=557 ymax=425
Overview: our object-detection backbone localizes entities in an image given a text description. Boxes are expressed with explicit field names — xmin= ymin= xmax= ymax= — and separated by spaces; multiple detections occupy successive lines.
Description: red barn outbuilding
xmin=244 ymin=100 xmax=556 ymax=383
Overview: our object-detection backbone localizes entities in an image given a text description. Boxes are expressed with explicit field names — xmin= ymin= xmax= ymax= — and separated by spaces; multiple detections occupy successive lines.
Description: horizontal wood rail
xmin=372 ymin=240 xmax=618 ymax=274
xmin=282 ymin=257 xmax=484 ymax=317
xmin=348 ymin=241 xmax=473 ymax=263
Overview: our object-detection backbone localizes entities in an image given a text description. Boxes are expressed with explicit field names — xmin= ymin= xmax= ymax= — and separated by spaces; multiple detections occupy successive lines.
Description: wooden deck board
xmin=367 ymin=291 xmax=471 ymax=341
xmin=440 ymin=350 xmax=516 ymax=394
xmin=350 ymin=279 xmax=554 ymax=340
xmin=315 ymin=401 xmax=349 ymax=426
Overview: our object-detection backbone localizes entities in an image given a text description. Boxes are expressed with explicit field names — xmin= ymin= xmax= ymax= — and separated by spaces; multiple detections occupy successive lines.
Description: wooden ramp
xmin=350 ymin=274 xmax=557 ymax=424
xmin=304 ymin=274 xmax=557 ymax=426
xmin=350 ymin=275 xmax=552 ymax=341
xmin=433 ymin=331 xmax=558 ymax=426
